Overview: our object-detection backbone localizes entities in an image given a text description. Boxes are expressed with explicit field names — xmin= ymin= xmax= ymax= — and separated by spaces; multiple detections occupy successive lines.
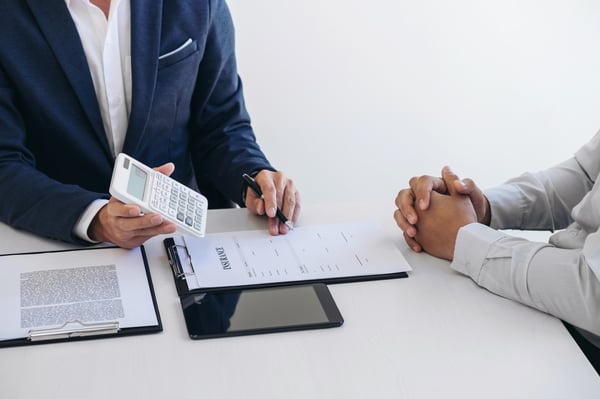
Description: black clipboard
xmin=0 ymin=246 xmax=162 ymax=348
xmin=164 ymin=236 xmax=409 ymax=297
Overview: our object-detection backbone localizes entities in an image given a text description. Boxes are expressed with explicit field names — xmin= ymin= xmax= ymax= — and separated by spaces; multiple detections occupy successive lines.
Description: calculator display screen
xmin=127 ymin=164 xmax=148 ymax=200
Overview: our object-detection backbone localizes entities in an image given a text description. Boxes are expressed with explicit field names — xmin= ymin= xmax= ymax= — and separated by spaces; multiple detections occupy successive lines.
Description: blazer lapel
xmin=122 ymin=0 xmax=164 ymax=155
xmin=25 ymin=0 xmax=112 ymax=160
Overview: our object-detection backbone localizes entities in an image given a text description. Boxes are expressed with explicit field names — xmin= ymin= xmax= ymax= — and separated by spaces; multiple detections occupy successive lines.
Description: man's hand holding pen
xmin=243 ymin=170 xmax=301 ymax=235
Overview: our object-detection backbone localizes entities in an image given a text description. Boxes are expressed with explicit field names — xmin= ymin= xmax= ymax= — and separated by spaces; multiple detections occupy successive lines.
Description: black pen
xmin=242 ymin=173 xmax=294 ymax=230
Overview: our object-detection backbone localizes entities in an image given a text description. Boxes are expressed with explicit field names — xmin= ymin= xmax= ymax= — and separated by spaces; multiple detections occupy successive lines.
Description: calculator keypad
xmin=150 ymin=173 xmax=207 ymax=236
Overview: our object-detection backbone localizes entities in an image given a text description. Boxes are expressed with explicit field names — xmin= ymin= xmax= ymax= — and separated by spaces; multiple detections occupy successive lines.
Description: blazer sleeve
xmin=0 ymin=64 xmax=105 ymax=244
xmin=187 ymin=0 xmax=275 ymax=205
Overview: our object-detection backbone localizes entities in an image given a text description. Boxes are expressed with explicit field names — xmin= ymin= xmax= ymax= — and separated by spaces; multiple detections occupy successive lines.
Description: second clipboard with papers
xmin=164 ymin=220 xmax=412 ymax=295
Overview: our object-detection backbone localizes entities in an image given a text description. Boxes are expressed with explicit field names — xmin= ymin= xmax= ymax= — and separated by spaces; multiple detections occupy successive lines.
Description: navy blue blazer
xmin=0 ymin=0 xmax=274 ymax=244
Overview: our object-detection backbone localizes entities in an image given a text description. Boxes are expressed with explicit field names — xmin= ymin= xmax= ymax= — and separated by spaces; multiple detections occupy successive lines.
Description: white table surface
xmin=0 ymin=201 xmax=598 ymax=399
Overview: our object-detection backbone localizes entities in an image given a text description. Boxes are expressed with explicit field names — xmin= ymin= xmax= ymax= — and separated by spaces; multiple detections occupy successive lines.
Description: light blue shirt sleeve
xmin=451 ymin=223 xmax=600 ymax=340
xmin=450 ymin=133 xmax=600 ymax=344
xmin=484 ymin=157 xmax=594 ymax=232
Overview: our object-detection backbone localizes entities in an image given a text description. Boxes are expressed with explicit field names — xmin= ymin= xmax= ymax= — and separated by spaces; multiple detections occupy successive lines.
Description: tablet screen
xmin=180 ymin=284 xmax=343 ymax=339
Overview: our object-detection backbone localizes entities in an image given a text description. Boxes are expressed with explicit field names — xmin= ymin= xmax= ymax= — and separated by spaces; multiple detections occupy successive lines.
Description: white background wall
xmin=228 ymin=0 xmax=600 ymax=207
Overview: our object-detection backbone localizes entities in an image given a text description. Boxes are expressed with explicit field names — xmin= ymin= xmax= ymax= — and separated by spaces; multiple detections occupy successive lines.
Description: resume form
xmin=174 ymin=220 xmax=412 ymax=291
xmin=0 ymin=246 xmax=159 ymax=342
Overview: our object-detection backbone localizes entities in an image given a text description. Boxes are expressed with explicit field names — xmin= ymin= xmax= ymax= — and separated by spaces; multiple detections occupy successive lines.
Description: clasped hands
xmin=89 ymin=164 xmax=300 ymax=249
xmin=394 ymin=166 xmax=490 ymax=260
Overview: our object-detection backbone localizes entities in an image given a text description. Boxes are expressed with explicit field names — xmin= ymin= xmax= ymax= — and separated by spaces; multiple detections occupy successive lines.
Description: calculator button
xmin=146 ymin=171 xmax=207 ymax=236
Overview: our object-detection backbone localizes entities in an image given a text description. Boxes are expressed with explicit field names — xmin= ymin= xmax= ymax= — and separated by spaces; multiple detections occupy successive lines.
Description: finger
xmin=441 ymin=166 xmax=462 ymax=196
xmin=395 ymin=189 xmax=418 ymax=225
xmin=106 ymin=197 xmax=142 ymax=217
xmin=114 ymin=212 xmax=167 ymax=233
xmin=393 ymin=208 xmax=417 ymax=237
xmin=269 ymin=175 xmax=298 ymax=235
xmin=245 ymin=189 xmax=265 ymax=215
xmin=154 ymin=162 xmax=175 ymax=177
xmin=459 ymin=177 xmax=489 ymax=224
xmin=279 ymin=179 xmax=298 ymax=227
xmin=403 ymin=231 xmax=422 ymax=252
xmin=255 ymin=173 xmax=278 ymax=218
xmin=128 ymin=221 xmax=177 ymax=238
xmin=290 ymin=190 xmax=301 ymax=225
xmin=452 ymin=179 xmax=470 ymax=195
xmin=410 ymin=175 xmax=447 ymax=211
xmin=453 ymin=176 xmax=476 ymax=196
xmin=273 ymin=174 xmax=286 ymax=211
xmin=267 ymin=214 xmax=280 ymax=235
xmin=394 ymin=188 xmax=414 ymax=209
xmin=461 ymin=178 xmax=480 ymax=196
xmin=291 ymin=191 xmax=302 ymax=226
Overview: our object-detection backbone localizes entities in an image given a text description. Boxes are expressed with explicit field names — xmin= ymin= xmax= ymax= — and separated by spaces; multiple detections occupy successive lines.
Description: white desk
xmin=0 ymin=201 xmax=598 ymax=399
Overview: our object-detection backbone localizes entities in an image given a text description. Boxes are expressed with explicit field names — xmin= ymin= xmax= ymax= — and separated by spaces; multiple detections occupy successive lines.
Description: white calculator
xmin=109 ymin=153 xmax=208 ymax=237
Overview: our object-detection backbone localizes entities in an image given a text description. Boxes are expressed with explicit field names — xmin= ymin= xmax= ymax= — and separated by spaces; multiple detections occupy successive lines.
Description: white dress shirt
xmin=451 ymin=132 xmax=600 ymax=346
xmin=64 ymin=0 xmax=132 ymax=241
xmin=65 ymin=0 xmax=131 ymax=153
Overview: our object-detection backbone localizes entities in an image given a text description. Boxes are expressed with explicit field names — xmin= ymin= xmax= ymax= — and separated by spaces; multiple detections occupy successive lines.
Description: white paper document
xmin=174 ymin=220 xmax=412 ymax=290
xmin=0 ymin=246 xmax=159 ymax=342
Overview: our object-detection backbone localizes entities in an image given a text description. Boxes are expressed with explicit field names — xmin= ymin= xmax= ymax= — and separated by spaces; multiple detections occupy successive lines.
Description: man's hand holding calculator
xmin=89 ymin=161 xmax=179 ymax=249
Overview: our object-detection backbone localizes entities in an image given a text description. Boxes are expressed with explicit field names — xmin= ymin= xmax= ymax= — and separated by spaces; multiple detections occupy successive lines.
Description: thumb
xmin=154 ymin=162 xmax=175 ymax=177
xmin=441 ymin=166 xmax=462 ymax=196
xmin=453 ymin=177 xmax=474 ymax=196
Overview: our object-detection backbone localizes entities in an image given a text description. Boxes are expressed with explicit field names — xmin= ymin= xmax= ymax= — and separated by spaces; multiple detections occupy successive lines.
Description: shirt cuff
xmin=451 ymin=223 xmax=505 ymax=281
xmin=73 ymin=199 xmax=109 ymax=243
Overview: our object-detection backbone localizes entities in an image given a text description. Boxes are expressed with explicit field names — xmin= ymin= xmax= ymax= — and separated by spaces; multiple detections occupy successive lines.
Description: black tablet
xmin=180 ymin=284 xmax=344 ymax=339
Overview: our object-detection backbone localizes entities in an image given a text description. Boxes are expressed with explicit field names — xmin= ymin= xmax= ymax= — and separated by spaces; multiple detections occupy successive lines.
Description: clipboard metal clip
xmin=167 ymin=240 xmax=196 ymax=280
xmin=28 ymin=320 xmax=120 ymax=342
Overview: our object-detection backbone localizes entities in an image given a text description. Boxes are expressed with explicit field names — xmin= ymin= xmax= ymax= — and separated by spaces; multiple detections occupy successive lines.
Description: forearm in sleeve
xmin=485 ymin=157 xmax=593 ymax=231
xmin=188 ymin=0 xmax=273 ymax=205
xmin=0 ymin=66 xmax=106 ymax=243
xmin=452 ymin=223 xmax=600 ymax=337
